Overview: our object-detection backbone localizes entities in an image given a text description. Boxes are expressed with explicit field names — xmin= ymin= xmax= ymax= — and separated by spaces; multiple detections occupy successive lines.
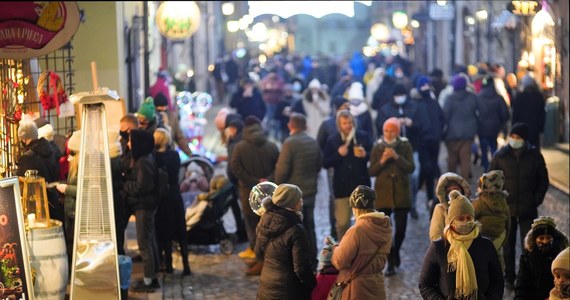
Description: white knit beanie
xmin=552 ymin=247 xmax=570 ymax=272
xmin=348 ymin=82 xmax=364 ymax=101
xmin=67 ymin=130 xmax=81 ymax=151
xmin=37 ymin=124 xmax=54 ymax=141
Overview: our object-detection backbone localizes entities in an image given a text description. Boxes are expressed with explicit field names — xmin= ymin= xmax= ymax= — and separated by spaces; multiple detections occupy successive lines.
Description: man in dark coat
xmin=17 ymin=118 xmax=63 ymax=223
xmin=490 ymin=122 xmax=550 ymax=289
xmin=230 ymin=77 xmax=266 ymax=123
xmin=511 ymin=75 xmax=546 ymax=149
xmin=322 ymin=110 xmax=371 ymax=240
xmin=275 ymin=113 xmax=322 ymax=270
xmin=230 ymin=116 xmax=279 ymax=275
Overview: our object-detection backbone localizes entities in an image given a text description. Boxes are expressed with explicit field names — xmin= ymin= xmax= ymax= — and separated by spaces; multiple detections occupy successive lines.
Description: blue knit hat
xmin=416 ymin=76 xmax=430 ymax=91
xmin=452 ymin=74 xmax=467 ymax=91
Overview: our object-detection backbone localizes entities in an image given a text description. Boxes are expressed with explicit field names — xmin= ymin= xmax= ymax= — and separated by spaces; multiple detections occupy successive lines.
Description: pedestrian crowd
xmin=12 ymin=48 xmax=566 ymax=300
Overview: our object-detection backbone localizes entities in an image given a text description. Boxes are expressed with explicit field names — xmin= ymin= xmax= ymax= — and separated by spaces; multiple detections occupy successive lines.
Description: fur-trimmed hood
xmin=524 ymin=225 xmax=569 ymax=252
xmin=435 ymin=172 xmax=471 ymax=205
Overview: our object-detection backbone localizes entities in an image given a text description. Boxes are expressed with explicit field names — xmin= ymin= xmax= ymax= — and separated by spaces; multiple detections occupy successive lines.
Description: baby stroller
xmin=182 ymin=158 xmax=236 ymax=255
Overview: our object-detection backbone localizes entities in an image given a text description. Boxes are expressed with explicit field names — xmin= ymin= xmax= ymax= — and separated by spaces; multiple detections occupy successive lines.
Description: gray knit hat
xmin=272 ymin=184 xmax=302 ymax=210
xmin=349 ymin=185 xmax=376 ymax=210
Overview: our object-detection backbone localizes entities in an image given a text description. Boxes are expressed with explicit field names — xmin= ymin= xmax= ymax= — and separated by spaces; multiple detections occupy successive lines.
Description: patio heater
xmin=69 ymin=62 xmax=122 ymax=299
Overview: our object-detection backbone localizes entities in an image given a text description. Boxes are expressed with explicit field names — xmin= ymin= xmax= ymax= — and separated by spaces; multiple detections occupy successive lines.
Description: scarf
xmin=340 ymin=127 xmax=356 ymax=147
xmin=444 ymin=224 xmax=480 ymax=300
xmin=549 ymin=288 xmax=569 ymax=300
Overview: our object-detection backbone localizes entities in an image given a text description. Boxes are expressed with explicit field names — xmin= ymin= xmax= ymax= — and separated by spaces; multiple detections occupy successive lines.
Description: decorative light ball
xmin=371 ymin=23 xmax=390 ymax=41
xmin=156 ymin=1 xmax=201 ymax=40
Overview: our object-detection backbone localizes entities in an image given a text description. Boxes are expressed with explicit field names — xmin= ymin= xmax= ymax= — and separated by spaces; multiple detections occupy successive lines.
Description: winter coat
xmin=322 ymin=130 xmax=371 ymax=198
xmin=260 ymin=73 xmax=285 ymax=105
xmin=476 ymin=86 xmax=509 ymax=139
xmin=368 ymin=137 xmax=415 ymax=210
xmin=350 ymin=102 xmax=375 ymax=141
xmin=17 ymin=137 xmax=62 ymax=222
xmin=226 ymin=131 xmax=242 ymax=185
xmin=122 ymin=130 xmax=157 ymax=210
xmin=490 ymin=143 xmax=549 ymax=218
xmin=292 ymin=90 xmax=331 ymax=139
xmin=230 ymin=87 xmax=266 ymax=121
xmin=410 ymin=88 xmax=445 ymax=143
xmin=372 ymin=76 xmax=396 ymax=112
xmin=376 ymin=98 xmax=426 ymax=150
xmin=473 ymin=191 xmax=511 ymax=248
xmin=316 ymin=117 xmax=337 ymax=152
xmin=429 ymin=172 xmax=472 ymax=241
xmin=331 ymin=212 xmax=392 ymax=300
xmin=275 ymin=131 xmax=322 ymax=202
xmin=255 ymin=201 xmax=316 ymax=300
xmin=419 ymin=235 xmax=504 ymax=300
xmin=230 ymin=123 xmax=279 ymax=190
xmin=442 ymin=90 xmax=479 ymax=141
xmin=515 ymin=227 xmax=569 ymax=300
xmin=511 ymin=86 xmax=546 ymax=147
xmin=155 ymin=149 xmax=186 ymax=242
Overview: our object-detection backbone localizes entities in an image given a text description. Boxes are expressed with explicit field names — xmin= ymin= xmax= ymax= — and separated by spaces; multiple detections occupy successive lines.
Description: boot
xmin=245 ymin=261 xmax=263 ymax=276
xmin=385 ymin=251 xmax=396 ymax=276
xmin=180 ymin=242 xmax=191 ymax=276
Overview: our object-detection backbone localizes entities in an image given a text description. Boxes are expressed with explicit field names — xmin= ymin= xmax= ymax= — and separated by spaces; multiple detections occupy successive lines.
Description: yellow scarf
xmin=444 ymin=224 xmax=480 ymax=300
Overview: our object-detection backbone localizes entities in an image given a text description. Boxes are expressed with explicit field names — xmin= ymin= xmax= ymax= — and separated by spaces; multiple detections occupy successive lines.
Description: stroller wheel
xmin=219 ymin=239 xmax=234 ymax=255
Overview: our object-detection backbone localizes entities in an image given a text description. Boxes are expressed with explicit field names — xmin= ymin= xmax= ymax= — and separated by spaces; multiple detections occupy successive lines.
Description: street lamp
xmin=227 ymin=20 xmax=239 ymax=33
xmin=222 ymin=2 xmax=234 ymax=16
xmin=371 ymin=23 xmax=390 ymax=41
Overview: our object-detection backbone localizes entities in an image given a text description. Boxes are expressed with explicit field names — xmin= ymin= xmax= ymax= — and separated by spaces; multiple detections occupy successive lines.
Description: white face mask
xmin=394 ymin=95 xmax=406 ymax=105
xmin=509 ymin=137 xmax=524 ymax=149
xmin=293 ymin=82 xmax=302 ymax=92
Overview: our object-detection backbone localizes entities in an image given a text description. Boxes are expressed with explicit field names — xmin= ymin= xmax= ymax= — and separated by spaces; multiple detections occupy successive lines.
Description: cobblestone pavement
xmin=125 ymin=105 xmax=569 ymax=300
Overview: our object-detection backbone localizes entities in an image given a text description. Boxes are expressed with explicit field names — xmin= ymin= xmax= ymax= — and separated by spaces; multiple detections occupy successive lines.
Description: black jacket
xmin=490 ymin=143 xmax=549 ymax=218
xmin=123 ymin=130 xmax=157 ymax=210
xmin=255 ymin=201 xmax=316 ymax=300
xmin=511 ymin=87 xmax=545 ymax=147
xmin=419 ymin=235 xmax=504 ymax=299
xmin=476 ymin=86 xmax=509 ymax=139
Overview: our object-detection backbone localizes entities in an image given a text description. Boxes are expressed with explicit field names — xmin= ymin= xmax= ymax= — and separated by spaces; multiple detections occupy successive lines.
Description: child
xmin=472 ymin=170 xmax=510 ymax=272
xmin=311 ymin=236 xmax=339 ymax=300
xmin=549 ymin=247 xmax=570 ymax=300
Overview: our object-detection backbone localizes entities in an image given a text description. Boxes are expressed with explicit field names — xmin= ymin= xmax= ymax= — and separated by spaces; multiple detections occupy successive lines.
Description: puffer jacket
xmin=514 ymin=228 xmax=568 ymax=300
xmin=490 ymin=143 xmax=549 ymax=218
xmin=331 ymin=212 xmax=392 ymax=300
xmin=368 ymin=137 xmax=415 ymax=209
xmin=473 ymin=191 xmax=511 ymax=246
xmin=255 ymin=201 xmax=316 ymax=300
xmin=429 ymin=172 xmax=472 ymax=241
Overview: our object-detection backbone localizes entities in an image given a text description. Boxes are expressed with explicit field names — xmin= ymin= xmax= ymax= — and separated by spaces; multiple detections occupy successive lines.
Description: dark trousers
xmin=479 ymin=136 xmax=498 ymax=172
xmin=504 ymin=216 xmax=535 ymax=283
xmin=134 ymin=209 xmax=159 ymax=279
xmin=230 ymin=185 xmax=247 ymax=239
xmin=239 ymin=187 xmax=261 ymax=251
xmin=302 ymin=196 xmax=317 ymax=270
xmin=379 ymin=208 xmax=409 ymax=267
xmin=418 ymin=140 xmax=440 ymax=202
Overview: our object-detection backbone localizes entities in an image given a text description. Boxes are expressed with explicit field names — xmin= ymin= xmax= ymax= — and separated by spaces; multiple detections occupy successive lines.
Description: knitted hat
xmin=383 ymin=117 xmax=401 ymax=134
xmin=272 ymin=183 xmax=302 ymax=210
xmin=68 ymin=130 xmax=82 ymax=152
xmin=347 ymin=82 xmax=364 ymax=101
xmin=510 ymin=123 xmax=529 ymax=141
xmin=349 ymin=185 xmax=376 ymax=210
xmin=37 ymin=124 xmax=54 ymax=141
xmin=332 ymin=96 xmax=349 ymax=111
xmin=478 ymin=170 xmax=505 ymax=192
xmin=445 ymin=190 xmax=474 ymax=225
xmin=416 ymin=76 xmax=431 ymax=91
xmin=153 ymin=92 xmax=169 ymax=107
xmin=531 ymin=216 xmax=557 ymax=238
xmin=552 ymin=247 xmax=570 ymax=272
xmin=452 ymin=74 xmax=467 ymax=91
xmin=308 ymin=78 xmax=321 ymax=89
xmin=137 ymin=97 xmax=156 ymax=122
xmin=244 ymin=115 xmax=261 ymax=126
xmin=18 ymin=117 xmax=38 ymax=141
xmin=393 ymin=84 xmax=407 ymax=96
xmin=317 ymin=237 xmax=337 ymax=270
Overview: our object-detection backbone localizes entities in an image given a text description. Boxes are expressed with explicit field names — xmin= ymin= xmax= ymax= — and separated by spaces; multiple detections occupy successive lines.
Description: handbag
xmin=327 ymin=245 xmax=383 ymax=300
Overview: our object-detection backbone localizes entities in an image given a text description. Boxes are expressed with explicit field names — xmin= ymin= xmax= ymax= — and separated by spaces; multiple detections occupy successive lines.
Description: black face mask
xmin=21 ymin=141 xmax=27 ymax=148
xmin=537 ymin=240 xmax=554 ymax=252
xmin=119 ymin=130 xmax=129 ymax=140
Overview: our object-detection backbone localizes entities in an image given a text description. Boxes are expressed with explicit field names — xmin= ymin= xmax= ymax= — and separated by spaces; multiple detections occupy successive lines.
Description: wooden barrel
xmin=26 ymin=220 xmax=69 ymax=300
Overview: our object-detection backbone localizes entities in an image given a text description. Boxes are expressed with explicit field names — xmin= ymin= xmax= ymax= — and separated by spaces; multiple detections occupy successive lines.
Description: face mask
xmin=509 ymin=138 xmax=524 ymax=149
xmin=293 ymin=82 xmax=302 ymax=92
xmin=119 ymin=130 xmax=129 ymax=140
xmin=559 ymin=281 xmax=570 ymax=298
xmin=394 ymin=95 xmax=406 ymax=105
xmin=350 ymin=99 xmax=362 ymax=107
xmin=452 ymin=220 xmax=475 ymax=235
xmin=311 ymin=92 xmax=319 ymax=100
xmin=536 ymin=240 xmax=554 ymax=252
xmin=395 ymin=72 xmax=404 ymax=78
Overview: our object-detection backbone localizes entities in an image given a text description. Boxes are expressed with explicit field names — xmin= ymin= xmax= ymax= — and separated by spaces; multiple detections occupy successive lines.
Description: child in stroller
xmin=184 ymin=174 xmax=236 ymax=254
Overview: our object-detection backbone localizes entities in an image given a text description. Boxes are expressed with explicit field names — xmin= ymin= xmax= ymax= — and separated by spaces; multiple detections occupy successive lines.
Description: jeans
xmin=479 ymin=136 xmax=498 ymax=172
xmin=410 ymin=151 xmax=420 ymax=211
xmin=135 ymin=209 xmax=159 ymax=279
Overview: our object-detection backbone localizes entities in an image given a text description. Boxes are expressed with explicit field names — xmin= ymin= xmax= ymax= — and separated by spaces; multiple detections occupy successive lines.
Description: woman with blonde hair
xmin=153 ymin=128 xmax=191 ymax=275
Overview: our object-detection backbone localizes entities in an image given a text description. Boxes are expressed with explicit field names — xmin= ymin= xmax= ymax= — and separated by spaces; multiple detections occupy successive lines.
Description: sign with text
xmin=507 ymin=1 xmax=542 ymax=16
xmin=0 ymin=1 xmax=80 ymax=59
xmin=0 ymin=177 xmax=34 ymax=300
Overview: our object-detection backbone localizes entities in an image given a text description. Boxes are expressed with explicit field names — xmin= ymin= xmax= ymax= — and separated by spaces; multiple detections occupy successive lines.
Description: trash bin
xmin=543 ymin=96 xmax=560 ymax=146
